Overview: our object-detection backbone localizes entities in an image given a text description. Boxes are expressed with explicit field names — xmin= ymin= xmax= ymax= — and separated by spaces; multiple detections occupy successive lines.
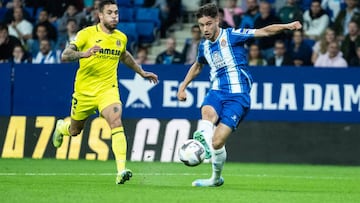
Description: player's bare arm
xmin=61 ymin=44 xmax=101 ymax=62
xmin=254 ymin=21 xmax=302 ymax=37
xmin=120 ymin=50 xmax=159 ymax=83
xmin=177 ymin=62 xmax=203 ymax=101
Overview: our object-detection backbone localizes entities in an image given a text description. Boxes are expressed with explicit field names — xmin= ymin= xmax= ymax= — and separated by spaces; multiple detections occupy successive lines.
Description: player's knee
xmin=201 ymin=106 xmax=218 ymax=122
xmin=108 ymin=119 xmax=123 ymax=129
xmin=212 ymin=139 xmax=225 ymax=150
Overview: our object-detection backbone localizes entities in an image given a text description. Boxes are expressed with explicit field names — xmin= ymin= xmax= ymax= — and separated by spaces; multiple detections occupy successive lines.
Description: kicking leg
xmin=193 ymin=105 xmax=218 ymax=159
xmin=192 ymin=123 xmax=231 ymax=187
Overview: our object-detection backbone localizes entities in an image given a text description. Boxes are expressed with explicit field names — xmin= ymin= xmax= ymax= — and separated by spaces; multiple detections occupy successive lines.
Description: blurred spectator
xmin=238 ymin=0 xmax=259 ymax=29
xmin=32 ymin=39 xmax=59 ymax=64
xmin=248 ymin=43 xmax=267 ymax=66
xmin=155 ymin=36 xmax=184 ymax=64
xmin=182 ymin=25 xmax=201 ymax=65
xmin=218 ymin=8 xmax=232 ymax=29
xmin=10 ymin=44 xmax=30 ymax=63
xmin=288 ymin=30 xmax=313 ymax=66
xmin=340 ymin=20 xmax=360 ymax=63
xmin=349 ymin=44 xmax=360 ymax=66
xmin=223 ymin=0 xmax=243 ymax=28
xmin=27 ymin=24 xmax=55 ymax=57
xmin=321 ymin=0 xmax=343 ymax=22
xmin=80 ymin=0 xmax=100 ymax=28
xmin=56 ymin=18 xmax=78 ymax=51
xmin=135 ymin=47 xmax=153 ymax=64
xmin=41 ymin=0 xmax=83 ymax=21
xmin=333 ymin=0 xmax=360 ymax=38
xmin=303 ymin=0 xmax=330 ymax=40
xmin=0 ymin=22 xmax=21 ymax=62
xmin=154 ymin=0 xmax=182 ymax=38
xmin=57 ymin=4 xmax=85 ymax=37
xmin=33 ymin=10 xmax=58 ymax=42
xmin=278 ymin=0 xmax=303 ymax=24
xmin=83 ymin=0 xmax=94 ymax=10
xmin=278 ymin=0 xmax=303 ymax=42
xmin=254 ymin=0 xmax=282 ymax=60
xmin=314 ymin=41 xmax=348 ymax=67
xmin=311 ymin=27 xmax=337 ymax=64
xmin=7 ymin=7 xmax=33 ymax=45
xmin=267 ymin=40 xmax=293 ymax=66
xmin=2 ymin=0 xmax=32 ymax=24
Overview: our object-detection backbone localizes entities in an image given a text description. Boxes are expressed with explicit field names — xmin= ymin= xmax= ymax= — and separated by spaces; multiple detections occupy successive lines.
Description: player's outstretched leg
xmin=192 ymin=147 xmax=227 ymax=187
xmin=193 ymin=130 xmax=212 ymax=159
xmin=52 ymin=119 xmax=70 ymax=148
xmin=116 ymin=169 xmax=133 ymax=184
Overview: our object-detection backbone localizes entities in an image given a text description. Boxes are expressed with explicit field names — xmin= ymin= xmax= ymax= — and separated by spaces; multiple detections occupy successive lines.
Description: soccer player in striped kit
xmin=177 ymin=3 xmax=302 ymax=187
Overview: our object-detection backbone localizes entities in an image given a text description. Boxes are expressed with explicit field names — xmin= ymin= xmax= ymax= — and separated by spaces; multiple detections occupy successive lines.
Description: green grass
xmin=0 ymin=159 xmax=359 ymax=203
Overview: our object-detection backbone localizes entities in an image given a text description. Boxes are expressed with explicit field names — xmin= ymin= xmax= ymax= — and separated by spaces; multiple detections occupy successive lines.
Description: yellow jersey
xmin=70 ymin=24 xmax=127 ymax=96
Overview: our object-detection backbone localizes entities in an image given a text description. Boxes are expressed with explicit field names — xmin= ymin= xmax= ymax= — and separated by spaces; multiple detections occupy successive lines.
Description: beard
xmin=103 ymin=21 xmax=117 ymax=31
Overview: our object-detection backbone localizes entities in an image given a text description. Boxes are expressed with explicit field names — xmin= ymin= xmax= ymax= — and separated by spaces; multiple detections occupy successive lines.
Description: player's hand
xmin=288 ymin=21 xmax=302 ymax=30
xmin=142 ymin=71 xmax=158 ymax=84
xmin=177 ymin=89 xmax=187 ymax=101
xmin=83 ymin=45 xmax=101 ymax=58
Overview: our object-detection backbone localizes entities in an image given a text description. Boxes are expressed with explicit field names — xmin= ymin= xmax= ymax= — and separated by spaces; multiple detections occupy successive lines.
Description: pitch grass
xmin=0 ymin=159 xmax=360 ymax=203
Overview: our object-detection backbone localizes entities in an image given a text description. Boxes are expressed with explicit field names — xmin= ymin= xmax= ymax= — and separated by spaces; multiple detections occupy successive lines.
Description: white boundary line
xmin=0 ymin=172 xmax=355 ymax=180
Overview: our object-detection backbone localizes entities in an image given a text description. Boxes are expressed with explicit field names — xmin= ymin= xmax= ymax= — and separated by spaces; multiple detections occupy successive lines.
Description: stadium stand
xmin=116 ymin=22 xmax=138 ymax=54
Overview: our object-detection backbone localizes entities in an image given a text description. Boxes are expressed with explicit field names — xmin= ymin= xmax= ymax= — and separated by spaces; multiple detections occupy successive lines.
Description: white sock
xmin=197 ymin=119 xmax=214 ymax=150
xmin=211 ymin=146 xmax=226 ymax=180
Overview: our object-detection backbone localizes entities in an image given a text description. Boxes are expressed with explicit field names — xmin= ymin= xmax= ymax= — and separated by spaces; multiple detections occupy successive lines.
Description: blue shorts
xmin=202 ymin=90 xmax=250 ymax=130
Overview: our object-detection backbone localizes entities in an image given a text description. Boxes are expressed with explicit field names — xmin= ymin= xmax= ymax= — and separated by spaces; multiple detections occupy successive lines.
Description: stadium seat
xmin=134 ymin=0 xmax=144 ymax=7
xmin=136 ymin=22 xmax=158 ymax=44
xmin=117 ymin=22 xmax=138 ymax=53
xmin=119 ymin=7 xmax=135 ymax=22
xmin=135 ymin=8 xmax=161 ymax=29
xmin=34 ymin=7 xmax=43 ymax=21
xmin=0 ymin=8 xmax=7 ymax=21
xmin=24 ymin=6 xmax=34 ymax=17
xmin=117 ymin=0 xmax=132 ymax=7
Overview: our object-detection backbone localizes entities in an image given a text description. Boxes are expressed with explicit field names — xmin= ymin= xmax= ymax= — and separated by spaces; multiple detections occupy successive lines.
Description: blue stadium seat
xmin=117 ymin=0 xmax=132 ymax=7
xmin=0 ymin=8 xmax=7 ymax=21
xmin=134 ymin=0 xmax=144 ymax=7
xmin=135 ymin=8 xmax=161 ymax=28
xmin=34 ymin=7 xmax=43 ymax=21
xmin=119 ymin=7 xmax=135 ymax=22
xmin=24 ymin=6 xmax=34 ymax=16
xmin=117 ymin=22 xmax=138 ymax=53
xmin=136 ymin=22 xmax=157 ymax=44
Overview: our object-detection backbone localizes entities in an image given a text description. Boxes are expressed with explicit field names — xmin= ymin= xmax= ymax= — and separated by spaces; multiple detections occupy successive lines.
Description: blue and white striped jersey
xmin=197 ymin=28 xmax=255 ymax=93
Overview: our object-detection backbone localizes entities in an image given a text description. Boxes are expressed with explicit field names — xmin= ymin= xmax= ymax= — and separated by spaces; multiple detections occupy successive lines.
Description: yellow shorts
xmin=70 ymin=87 xmax=121 ymax=121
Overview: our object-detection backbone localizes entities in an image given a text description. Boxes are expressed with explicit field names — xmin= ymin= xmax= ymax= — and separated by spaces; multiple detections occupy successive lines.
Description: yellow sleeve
xmin=71 ymin=29 xmax=89 ymax=51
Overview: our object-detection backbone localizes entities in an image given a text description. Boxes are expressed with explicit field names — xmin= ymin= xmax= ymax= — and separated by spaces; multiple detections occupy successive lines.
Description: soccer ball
xmin=178 ymin=139 xmax=205 ymax=167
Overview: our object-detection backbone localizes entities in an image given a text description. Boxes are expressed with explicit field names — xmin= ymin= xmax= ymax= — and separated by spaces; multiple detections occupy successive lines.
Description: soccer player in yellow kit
xmin=52 ymin=0 xmax=158 ymax=184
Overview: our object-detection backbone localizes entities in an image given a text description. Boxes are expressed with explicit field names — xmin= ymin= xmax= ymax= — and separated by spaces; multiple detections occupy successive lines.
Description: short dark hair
xmin=196 ymin=3 xmax=218 ymax=19
xmin=191 ymin=24 xmax=200 ymax=30
xmin=67 ymin=18 xmax=77 ymax=24
xmin=218 ymin=8 xmax=224 ymax=15
xmin=99 ymin=0 xmax=117 ymax=12
xmin=0 ymin=23 xmax=8 ymax=31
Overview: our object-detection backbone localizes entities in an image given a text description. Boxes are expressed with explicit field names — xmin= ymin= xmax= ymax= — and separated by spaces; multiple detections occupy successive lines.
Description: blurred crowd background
xmin=0 ymin=0 xmax=359 ymax=68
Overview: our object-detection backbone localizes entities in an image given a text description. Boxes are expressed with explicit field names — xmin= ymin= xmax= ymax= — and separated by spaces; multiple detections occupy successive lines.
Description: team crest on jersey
xmin=116 ymin=40 xmax=121 ymax=47
xmin=221 ymin=38 xmax=227 ymax=47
